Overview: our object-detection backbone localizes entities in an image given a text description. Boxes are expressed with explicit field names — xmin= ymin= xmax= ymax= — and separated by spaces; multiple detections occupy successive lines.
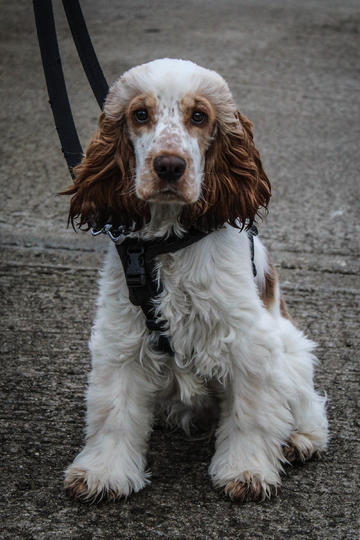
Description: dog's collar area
xmin=90 ymin=223 xmax=136 ymax=243
xmin=90 ymin=223 xmax=258 ymax=355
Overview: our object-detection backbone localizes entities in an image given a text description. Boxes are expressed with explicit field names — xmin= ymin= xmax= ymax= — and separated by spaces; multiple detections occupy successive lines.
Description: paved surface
xmin=1 ymin=0 xmax=359 ymax=538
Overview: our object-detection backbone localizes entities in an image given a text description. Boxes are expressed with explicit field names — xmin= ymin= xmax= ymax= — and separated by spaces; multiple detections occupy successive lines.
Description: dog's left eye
xmin=134 ymin=109 xmax=149 ymax=123
xmin=191 ymin=111 xmax=207 ymax=125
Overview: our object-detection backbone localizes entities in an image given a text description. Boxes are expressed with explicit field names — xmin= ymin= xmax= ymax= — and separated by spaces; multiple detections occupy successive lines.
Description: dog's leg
xmin=64 ymin=359 xmax=155 ymax=501
xmin=260 ymin=260 xmax=328 ymax=464
xmin=209 ymin=368 xmax=290 ymax=502
xmin=209 ymin=315 xmax=328 ymax=503
xmin=279 ymin=318 xmax=328 ymax=463
xmin=64 ymin=248 xmax=156 ymax=501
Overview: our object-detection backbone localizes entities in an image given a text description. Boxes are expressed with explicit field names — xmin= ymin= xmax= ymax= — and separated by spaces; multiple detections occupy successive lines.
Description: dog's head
xmin=65 ymin=58 xmax=271 ymax=232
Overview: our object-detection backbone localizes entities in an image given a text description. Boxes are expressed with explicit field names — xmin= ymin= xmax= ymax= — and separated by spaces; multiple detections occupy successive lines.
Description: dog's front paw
xmin=64 ymin=469 xmax=102 ymax=502
xmin=224 ymin=472 xmax=274 ymax=503
xmin=283 ymin=432 xmax=321 ymax=464
xmin=64 ymin=459 xmax=150 ymax=502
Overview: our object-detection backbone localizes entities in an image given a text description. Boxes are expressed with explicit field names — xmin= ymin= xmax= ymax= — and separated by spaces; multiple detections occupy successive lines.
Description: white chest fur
xmin=154 ymin=228 xmax=264 ymax=381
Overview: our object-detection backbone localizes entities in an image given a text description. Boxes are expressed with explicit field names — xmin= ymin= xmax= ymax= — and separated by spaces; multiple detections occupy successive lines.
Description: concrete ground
xmin=1 ymin=0 xmax=359 ymax=538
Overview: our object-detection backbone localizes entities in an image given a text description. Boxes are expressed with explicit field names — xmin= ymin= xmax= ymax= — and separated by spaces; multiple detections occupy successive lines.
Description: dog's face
xmin=65 ymin=59 xmax=271 ymax=232
xmin=125 ymin=91 xmax=216 ymax=206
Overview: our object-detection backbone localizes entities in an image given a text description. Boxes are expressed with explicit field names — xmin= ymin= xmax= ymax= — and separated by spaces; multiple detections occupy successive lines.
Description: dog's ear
xmin=61 ymin=112 xmax=148 ymax=230
xmin=182 ymin=111 xmax=271 ymax=231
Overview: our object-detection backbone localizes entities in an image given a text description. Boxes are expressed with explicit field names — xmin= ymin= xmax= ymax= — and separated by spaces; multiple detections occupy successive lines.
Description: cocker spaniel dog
xmin=63 ymin=58 xmax=328 ymax=502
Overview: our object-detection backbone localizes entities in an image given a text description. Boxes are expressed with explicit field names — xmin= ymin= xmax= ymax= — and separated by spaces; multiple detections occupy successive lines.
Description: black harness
xmin=34 ymin=1 xmax=259 ymax=355
xmin=117 ymin=229 xmax=210 ymax=354
xmin=92 ymin=224 xmax=258 ymax=354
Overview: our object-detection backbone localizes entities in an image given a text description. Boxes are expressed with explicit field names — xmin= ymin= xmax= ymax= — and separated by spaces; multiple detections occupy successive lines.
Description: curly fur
xmin=62 ymin=113 xmax=148 ymax=230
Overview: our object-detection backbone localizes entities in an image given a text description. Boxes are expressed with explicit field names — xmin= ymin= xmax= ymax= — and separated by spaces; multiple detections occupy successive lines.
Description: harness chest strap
xmin=115 ymin=226 xmax=258 ymax=355
xmin=115 ymin=229 xmax=209 ymax=353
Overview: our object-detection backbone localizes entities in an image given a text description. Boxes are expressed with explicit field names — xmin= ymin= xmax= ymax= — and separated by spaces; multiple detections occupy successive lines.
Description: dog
xmin=63 ymin=58 xmax=328 ymax=502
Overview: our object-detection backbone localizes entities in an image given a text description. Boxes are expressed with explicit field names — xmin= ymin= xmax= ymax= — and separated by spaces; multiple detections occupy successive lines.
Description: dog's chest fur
xmin=153 ymin=227 xmax=263 ymax=384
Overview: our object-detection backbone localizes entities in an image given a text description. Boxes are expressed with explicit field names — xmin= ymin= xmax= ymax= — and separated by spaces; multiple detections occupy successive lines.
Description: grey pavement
xmin=1 ymin=0 xmax=359 ymax=538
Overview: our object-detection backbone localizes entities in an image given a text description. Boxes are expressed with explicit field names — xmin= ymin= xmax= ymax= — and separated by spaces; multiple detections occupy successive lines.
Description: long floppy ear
xmin=61 ymin=112 xmax=149 ymax=230
xmin=181 ymin=111 xmax=271 ymax=231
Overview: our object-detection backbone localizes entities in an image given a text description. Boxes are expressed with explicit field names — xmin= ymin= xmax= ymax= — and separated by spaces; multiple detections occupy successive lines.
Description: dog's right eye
xmin=191 ymin=110 xmax=207 ymax=125
xmin=134 ymin=109 xmax=149 ymax=123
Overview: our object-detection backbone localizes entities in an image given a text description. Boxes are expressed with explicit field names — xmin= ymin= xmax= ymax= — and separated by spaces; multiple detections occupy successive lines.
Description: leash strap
xmin=33 ymin=0 xmax=109 ymax=176
xmin=62 ymin=0 xmax=109 ymax=109
xmin=33 ymin=0 xmax=83 ymax=176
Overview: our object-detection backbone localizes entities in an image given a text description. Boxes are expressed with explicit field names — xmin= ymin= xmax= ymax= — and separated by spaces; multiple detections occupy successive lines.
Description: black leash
xmin=33 ymin=0 xmax=83 ymax=176
xmin=62 ymin=0 xmax=108 ymax=109
xmin=33 ymin=0 xmax=109 ymax=176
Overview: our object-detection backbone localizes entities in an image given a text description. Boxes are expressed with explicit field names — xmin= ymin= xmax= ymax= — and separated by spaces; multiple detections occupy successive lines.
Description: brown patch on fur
xmin=126 ymin=93 xmax=157 ymax=133
xmin=261 ymin=255 xmax=296 ymax=324
xmin=224 ymin=473 xmax=271 ymax=503
xmin=180 ymin=111 xmax=271 ymax=231
xmin=261 ymin=260 xmax=278 ymax=310
xmin=280 ymin=296 xmax=296 ymax=325
xmin=283 ymin=442 xmax=301 ymax=463
xmin=181 ymin=94 xmax=217 ymax=152
xmin=60 ymin=112 xmax=150 ymax=231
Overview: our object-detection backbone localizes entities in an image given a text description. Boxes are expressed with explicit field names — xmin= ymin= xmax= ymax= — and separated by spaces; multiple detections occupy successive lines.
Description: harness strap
xmin=116 ymin=230 xmax=209 ymax=354
xmin=115 ymin=227 xmax=257 ymax=355
xmin=247 ymin=224 xmax=258 ymax=277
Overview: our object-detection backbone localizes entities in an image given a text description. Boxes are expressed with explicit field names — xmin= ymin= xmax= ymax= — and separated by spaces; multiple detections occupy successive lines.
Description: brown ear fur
xmin=61 ymin=112 xmax=149 ymax=230
xmin=180 ymin=111 xmax=271 ymax=231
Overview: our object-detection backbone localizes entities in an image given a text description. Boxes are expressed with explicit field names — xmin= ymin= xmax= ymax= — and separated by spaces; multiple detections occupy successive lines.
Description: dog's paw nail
xmin=283 ymin=443 xmax=301 ymax=463
xmin=65 ymin=477 xmax=90 ymax=501
xmin=224 ymin=475 xmax=271 ymax=503
xmin=283 ymin=434 xmax=316 ymax=464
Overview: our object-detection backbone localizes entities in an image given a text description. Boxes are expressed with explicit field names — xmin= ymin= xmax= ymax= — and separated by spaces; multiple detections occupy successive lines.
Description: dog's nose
xmin=153 ymin=155 xmax=186 ymax=181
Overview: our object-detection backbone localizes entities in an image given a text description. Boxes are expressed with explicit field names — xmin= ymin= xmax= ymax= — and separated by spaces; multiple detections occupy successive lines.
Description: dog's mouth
xmin=148 ymin=186 xmax=188 ymax=204
xmin=137 ymin=174 xmax=199 ymax=205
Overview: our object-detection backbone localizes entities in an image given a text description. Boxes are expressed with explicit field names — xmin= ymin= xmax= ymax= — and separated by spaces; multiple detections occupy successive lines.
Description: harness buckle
xmin=125 ymin=246 xmax=147 ymax=287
